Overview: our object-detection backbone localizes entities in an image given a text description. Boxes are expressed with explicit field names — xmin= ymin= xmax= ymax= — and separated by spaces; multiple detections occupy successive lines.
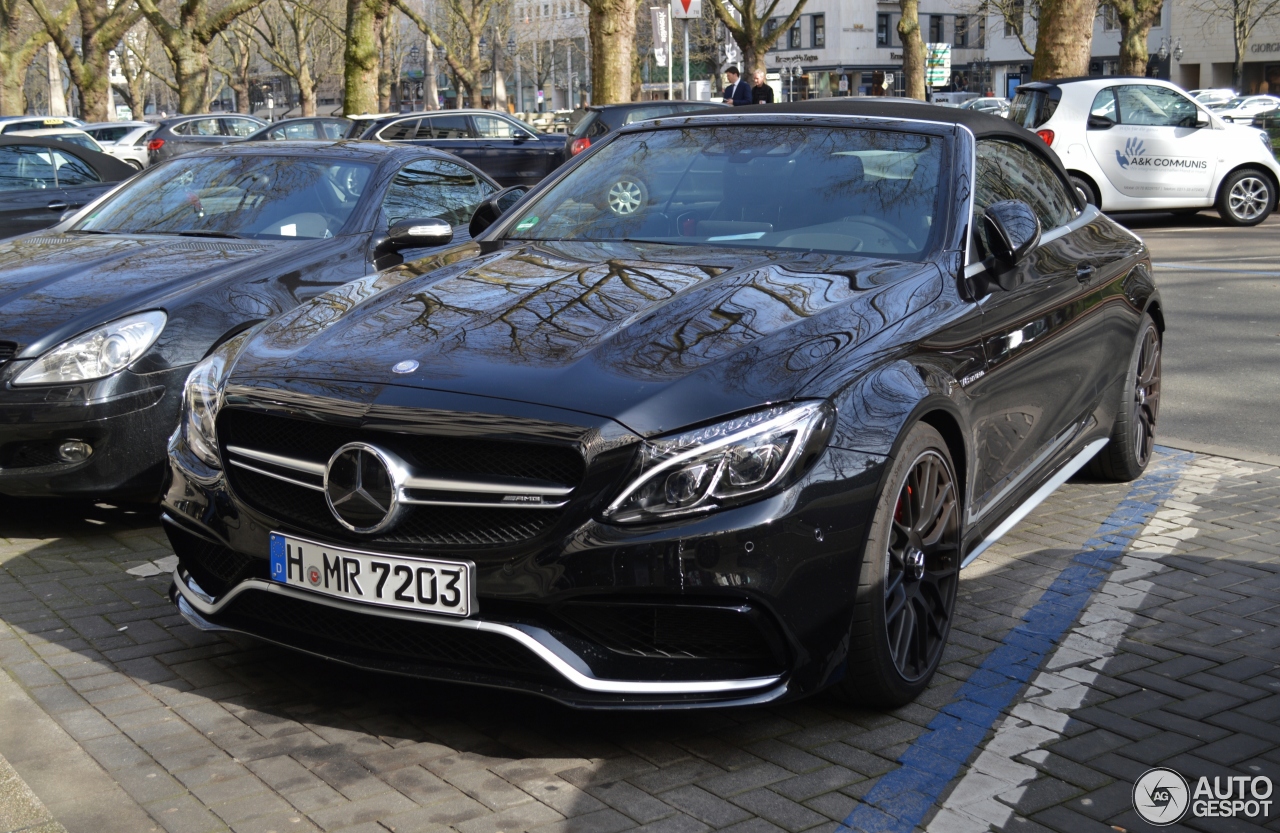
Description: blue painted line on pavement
xmin=840 ymin=447 xmax=1195 ymax=833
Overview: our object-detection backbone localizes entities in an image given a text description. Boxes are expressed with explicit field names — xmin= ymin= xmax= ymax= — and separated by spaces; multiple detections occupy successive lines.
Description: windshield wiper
xmin=174 ymin=230 xmax=247 ymax=239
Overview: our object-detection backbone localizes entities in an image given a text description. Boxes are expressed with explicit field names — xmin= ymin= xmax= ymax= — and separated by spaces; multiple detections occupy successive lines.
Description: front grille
xmin=220 ymin=409 xmax=584 ymax=484
xmin=218 ymin=409 xmax=582 ymax=548
xmin=556 ymin=601 xmax=779 ymax=661
xmin=0 ymin=441 xmax=61 ymax=469
xmin=219 ymin=590 xmax=556 ymax=680
xmin=230 ymin=467 xmax=559 ymax=546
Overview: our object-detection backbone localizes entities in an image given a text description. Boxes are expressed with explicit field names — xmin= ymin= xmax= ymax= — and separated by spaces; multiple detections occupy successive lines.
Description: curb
xmin=0 ymin=668 xmax=157 ymax=833
xmin=1157 ymin=437 xmax=1280 ymax=468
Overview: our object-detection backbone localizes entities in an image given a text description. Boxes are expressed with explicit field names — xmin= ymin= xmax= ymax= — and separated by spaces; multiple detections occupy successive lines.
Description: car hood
xmin=0 ymin=232 xmax=297 ymax=358
xmin=233 ymin=241 xmax=944 ymax=436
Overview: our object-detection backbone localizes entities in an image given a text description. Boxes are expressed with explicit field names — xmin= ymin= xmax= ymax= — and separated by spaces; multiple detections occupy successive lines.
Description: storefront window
xmin=813 ymin=14 xmax=826 ymax=48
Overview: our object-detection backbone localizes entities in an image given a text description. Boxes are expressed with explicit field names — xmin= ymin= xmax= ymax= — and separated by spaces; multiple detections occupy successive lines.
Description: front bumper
xmin=0 ymin=363 xmax=189 ymax=498
xmin=163 ymin=433 xmax=887 ymax=709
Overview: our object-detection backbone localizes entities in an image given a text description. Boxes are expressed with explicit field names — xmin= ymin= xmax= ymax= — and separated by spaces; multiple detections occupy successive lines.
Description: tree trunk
xmin=377 ymin=13 xmax=393 ymax=112
xmin=898 ymin=0 xmax=925 ymax=99
xmin=1117 ymin=18 xmax=1152 ymax=76
xmin=425 ymin=39 xmax=438 ymax=109
xmin=1031 ymin=0 xmax=1100 ymax=80
xmin=173 ymin=45 xmax=212 ymax=113
xmin=586 ymin=0 xmax=638 ymax=104
xmin=47 ymin=42 xmax=69 ymax=116
xmin=344 ymin=0 xmax=388 ymax=115
xmin=299 ymin=61 xmax=316 ymax=116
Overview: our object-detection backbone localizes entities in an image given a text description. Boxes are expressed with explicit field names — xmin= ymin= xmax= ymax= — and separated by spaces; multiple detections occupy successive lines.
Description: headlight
xmin=13 ymin=311 xmax=166 ymax=385
xmin=604 ymin=401 xmax=833 ymax=524
xmin=180 ymin=331 xmax=253 ymax=469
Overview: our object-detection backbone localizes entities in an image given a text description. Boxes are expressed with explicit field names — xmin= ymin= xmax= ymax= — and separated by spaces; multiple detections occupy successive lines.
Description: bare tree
xmin=1192 ymin=0 xmax=1280 ymax=90
xmin=981 ymin=0 xmax=1038 ymax=56
xmin=1031 ymin=0 xmax=1100 ymax=78
xmin=391 ymin=0 xmax=502 ymax=108
xmin=256 ymin=0 xmax=343 ymax=116
xmin=706 ymin=0 xmax=808 ymax=79
xmin=0 ymin=0 xmax=53 ymax=113
xmin=132 ymin=0 xmax=269 ymax=113
xmin=28 ymin=0 xmax=138 ymax=120
xmin=114 ymin=24 xmax=155 ymax=118
xmin=215 ymin=19 xmax=257 ymax=113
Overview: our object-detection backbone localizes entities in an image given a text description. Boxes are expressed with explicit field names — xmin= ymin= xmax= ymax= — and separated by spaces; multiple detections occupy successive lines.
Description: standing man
xmin=721 ymin=67 xmax=751 ymax=106
xmin=751 ymin=70 xmax=775 ymax=105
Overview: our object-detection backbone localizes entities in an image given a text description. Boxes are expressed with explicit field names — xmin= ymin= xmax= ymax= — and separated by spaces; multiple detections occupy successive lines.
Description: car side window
xmin=133 ymin=129 xmax=155 ymax=146
xmin=420 ymin=115 xmax=473 ymax=139
xmin=0 ymin=146 xmax=57 ymax=190
xmin=280 ymin=122 xmax=319 ymax=139
xmin=222 ymin=118 xmax=260 ymax=137
xmin=380 ymin=118 xmax=420 ymax=140
xmin=381 ymin=158 xmax=496 ymax=228
xmin=973 ymin=140 xmax=1075 ymax=256
xmin=321 ymin=121 xmax=347 ymax=139
xmin=49 ymin=149 xmax=100 ymax=186
xmin=1115 ymin=85 xmax=1198 ymax=127
xmin=184 ymin=118 xmax=222 ymax=136
xmin=1090 ymin=89 xmax=1117 ymax=124
xmin=473 ymin=115 xmax=523 ymax=139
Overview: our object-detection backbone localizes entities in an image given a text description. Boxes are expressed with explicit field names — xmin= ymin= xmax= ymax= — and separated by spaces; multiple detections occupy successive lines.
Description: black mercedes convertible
xmin=162 ymin=102 xmax=1163 ymax=708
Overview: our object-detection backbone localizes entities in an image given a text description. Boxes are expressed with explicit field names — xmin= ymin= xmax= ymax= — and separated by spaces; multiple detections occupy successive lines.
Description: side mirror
xmin=372 ymin=217 xmax=452 ymax=267
xmin=469 ymin=185 xmax=530 ymax=239
xmin=982 ymin=200 xmax=1041 ymax=289
xmin=1195 ymin=109 xmax=1210 ymax=128
xmin=1086 ymin=114 xmax=1114 ymax=130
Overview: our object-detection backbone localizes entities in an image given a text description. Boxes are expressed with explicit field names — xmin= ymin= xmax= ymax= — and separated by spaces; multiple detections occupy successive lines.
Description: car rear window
xmin=569 ymin=110 xmax=599 ymax=138
xmin=1009 ymin=87 xmax=1061 ymax=129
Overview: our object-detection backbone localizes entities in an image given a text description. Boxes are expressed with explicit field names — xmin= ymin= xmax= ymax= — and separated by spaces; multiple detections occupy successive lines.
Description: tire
xmin=604 ymin=176 xmax=647 ymax=216
xmin=1217 ymin=168 xmax=1275 ymax=226
xmin=1088 ymin=313 xmax=1161 ymax=482
xmin=1070 ymin=175 xmax=1098 ymax=209
xmin=125 ymin=159 xmax=143 ymax=171
xmin=834 ymin=423 xmax=961 ymax=707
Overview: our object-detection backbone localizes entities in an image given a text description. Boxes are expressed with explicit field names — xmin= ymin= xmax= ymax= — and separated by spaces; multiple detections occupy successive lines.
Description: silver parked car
xmin=81 ymin=122 xmax=155 ymax=170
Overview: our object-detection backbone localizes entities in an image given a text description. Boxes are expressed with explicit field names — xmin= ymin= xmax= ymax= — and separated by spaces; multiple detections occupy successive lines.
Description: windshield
xmin=501 ymin=125 xmax=946 ymax=259
xmin=75 ymin=155 xmax=374 ymax=239
xmin=1216 ymin=97 xmax=1248 ymax=109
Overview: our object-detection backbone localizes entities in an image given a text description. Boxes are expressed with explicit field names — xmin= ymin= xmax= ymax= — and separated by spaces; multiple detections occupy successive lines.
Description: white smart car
xmin=1010 ymin=77 xmax=1279 ymax=225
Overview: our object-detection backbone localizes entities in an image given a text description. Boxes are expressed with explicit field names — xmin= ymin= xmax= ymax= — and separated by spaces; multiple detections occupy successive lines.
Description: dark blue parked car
xmin=358 ymin=110 xmax=567 ymax=188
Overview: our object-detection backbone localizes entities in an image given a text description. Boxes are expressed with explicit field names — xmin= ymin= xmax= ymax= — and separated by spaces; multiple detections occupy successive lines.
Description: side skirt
xmin=961 ymin=438 xmax=1109 ymax=569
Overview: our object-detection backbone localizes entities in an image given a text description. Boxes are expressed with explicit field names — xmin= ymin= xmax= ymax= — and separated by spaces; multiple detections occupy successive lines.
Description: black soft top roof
xmin=0 ymin=135 xmax=135 ymax=181
xmin=673 ymin=98 xmax=1077 ymax=190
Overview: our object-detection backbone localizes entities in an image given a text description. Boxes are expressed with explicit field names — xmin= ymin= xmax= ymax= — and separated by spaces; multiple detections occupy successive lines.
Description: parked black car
xmin=0 ymin=141 xmax=499 ymax=500
xmin=244 ymin=117 xmax=352 ymax=142
xmin=564 ymin=101 xmax=727 ymax=158
xmin=358 ymin=110 xmax=566 ymax=187
xmin=164 ymin=103 xmax=1162 ymax=709
xmin=0 ymin=136 xmax=135 ymax=239
xmin=147 ymin=114 xmax=266 ymax=163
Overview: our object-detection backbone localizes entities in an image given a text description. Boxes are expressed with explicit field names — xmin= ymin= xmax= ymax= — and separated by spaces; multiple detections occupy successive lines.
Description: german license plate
xmin=268 ymin=533 xmax=475 ymax=617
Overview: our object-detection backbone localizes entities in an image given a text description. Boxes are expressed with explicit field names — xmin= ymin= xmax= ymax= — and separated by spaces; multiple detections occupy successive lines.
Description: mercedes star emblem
xmin=324 ymin=443 xmax=406 ymax=533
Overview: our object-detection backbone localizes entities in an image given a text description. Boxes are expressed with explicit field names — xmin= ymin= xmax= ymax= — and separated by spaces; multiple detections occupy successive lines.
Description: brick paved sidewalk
xmin=0 ymin=449 xmax=1276 ymax=833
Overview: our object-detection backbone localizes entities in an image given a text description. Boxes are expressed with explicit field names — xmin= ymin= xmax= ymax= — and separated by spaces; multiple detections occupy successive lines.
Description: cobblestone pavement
xmin=1 ymin=448 xmax=1278 ymax=833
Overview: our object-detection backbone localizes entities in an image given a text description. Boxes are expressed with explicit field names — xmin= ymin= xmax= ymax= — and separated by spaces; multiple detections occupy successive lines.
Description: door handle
xmin=1076 ymin=263 xmax=1096 ymax=283
xmin=46 ymin=201 xmax=68 ymax=211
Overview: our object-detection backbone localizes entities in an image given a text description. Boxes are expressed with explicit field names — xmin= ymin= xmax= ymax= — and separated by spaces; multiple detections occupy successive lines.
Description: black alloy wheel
xmin=837 ymin=423 xmax=960 ymax=706
xmin=1089 ymin=313 xmax=1161 ymax=481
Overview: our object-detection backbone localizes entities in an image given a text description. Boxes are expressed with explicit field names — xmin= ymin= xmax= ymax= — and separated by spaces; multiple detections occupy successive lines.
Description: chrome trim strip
xmin=228 ymin=459 xmax=325 ymax=491
xmin=962 ymin=438 xmax=1108 ymax=569
xmin=402 ymin=474 xmax=574 ymax=496
xmin=399 ymin=496 xmax=569 ymax=509
xmin=227 ymin=446 xmax=326 ymax=476
xmin=172 ymin=571 xmax=783 ymax=696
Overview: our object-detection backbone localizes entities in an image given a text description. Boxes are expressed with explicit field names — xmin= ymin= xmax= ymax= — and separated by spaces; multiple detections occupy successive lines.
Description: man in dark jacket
xmin=751 ymin=70 xmax=775 ymax=105
xmin=721 ymin=67 xmax=751 ymax=106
